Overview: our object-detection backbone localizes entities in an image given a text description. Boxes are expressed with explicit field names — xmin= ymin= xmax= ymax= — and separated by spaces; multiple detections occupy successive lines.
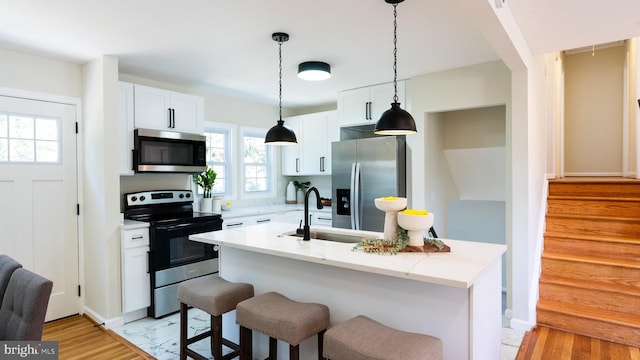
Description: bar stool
xmin=236 ymin=291 xmax=330 ymax=360
xmin=323 ymin=315 xmax=443 ymax=360
xmin=177 ymin=275 xmax=254 ymax=360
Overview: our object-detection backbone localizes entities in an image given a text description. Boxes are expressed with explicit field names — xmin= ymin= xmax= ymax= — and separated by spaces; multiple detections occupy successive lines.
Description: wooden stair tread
xmin=545 ymin=213 xmax=640 ymax=222
xmin=544 ymin=231 xmax=640 ymax=245
xmin=539 ymin=274 xmax=640 ymax=296
xmin=537 ymin=299 xmax=640 ymax=328
xmin=548 ymin=195 xmax=640 ymax=202
xmin=542 ymin=252 xmax=640 ymax=269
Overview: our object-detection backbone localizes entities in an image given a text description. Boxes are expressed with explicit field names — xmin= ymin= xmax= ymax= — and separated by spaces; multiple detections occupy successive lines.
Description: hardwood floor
xmin=42 ymin=315 xmax=154 ymax=360
xmin=516 ymin=326 xmax=640 ymax=360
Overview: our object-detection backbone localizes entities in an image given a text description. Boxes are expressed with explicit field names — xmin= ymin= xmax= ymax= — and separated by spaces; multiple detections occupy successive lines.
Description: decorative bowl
xmin=397 ymin=210 xmax=434 ymax=247
xmin=374 ymin=197 xmax=407 ymax=212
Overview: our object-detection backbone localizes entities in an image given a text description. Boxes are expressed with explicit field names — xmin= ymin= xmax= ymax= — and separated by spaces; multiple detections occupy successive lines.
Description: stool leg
xmin=317 ymin=329 xmax=326 ymax=360
xmin=289 ymin=344 xmax=299 ymax=360
xmin=269 ymin=337 xmax=278 ymax=359
xmin=179 ymin=303 xmax=188 ymax=360
xmin=211 ymin=315 xmax=222 ymax=359
xmin=239 ymin=325 xmax=252 ymax=360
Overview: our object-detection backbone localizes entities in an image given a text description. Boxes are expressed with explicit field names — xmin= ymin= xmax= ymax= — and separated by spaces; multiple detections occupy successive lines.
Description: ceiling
xmin=0 ymin=0 xmax=639 ymax=109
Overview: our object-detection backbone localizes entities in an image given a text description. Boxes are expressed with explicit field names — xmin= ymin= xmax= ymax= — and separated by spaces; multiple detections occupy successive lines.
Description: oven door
xmin=151 ymin=219 xmax=221 ymax=272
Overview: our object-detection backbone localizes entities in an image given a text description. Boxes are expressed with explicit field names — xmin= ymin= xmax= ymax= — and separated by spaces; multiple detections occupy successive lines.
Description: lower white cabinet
xmin=223 ymin=215 xmax=274 ymax=229
xmin=121 ymin=225 xmax=150 ymax=315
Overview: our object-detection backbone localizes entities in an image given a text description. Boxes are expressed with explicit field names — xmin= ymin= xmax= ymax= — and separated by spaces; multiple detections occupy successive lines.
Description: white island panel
xmin=190 ymin=222 xmax=505 ymax=360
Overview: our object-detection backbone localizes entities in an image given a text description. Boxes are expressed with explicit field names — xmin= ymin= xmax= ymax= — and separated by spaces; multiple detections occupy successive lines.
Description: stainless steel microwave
xmin=133 ymin=128 xmax=206 ymax=173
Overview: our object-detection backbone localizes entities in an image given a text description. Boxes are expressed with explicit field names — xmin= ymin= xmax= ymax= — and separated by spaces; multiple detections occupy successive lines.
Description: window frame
xmin=240 ymin=126 xmax=276 ymax=199
xmin=199 ymin=122 xmax=235 ymax=199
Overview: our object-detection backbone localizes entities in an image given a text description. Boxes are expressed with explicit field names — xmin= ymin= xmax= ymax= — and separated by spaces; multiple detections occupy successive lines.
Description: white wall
xmin=0 ymin=48 xmax=82 ymax=97
xmin=82 ymin=56 xmax=122 ymax=323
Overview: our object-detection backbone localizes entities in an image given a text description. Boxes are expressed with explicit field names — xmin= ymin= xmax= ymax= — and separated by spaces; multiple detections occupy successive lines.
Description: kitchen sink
xmin=280 ymin=230 xmax=364 ymax=243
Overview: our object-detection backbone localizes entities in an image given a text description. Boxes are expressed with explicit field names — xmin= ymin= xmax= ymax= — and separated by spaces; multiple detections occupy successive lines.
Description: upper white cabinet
xmin=133 ymin=84 xmax=204 ymax=134
xmin=338 ymin=81 xmax=405 ymax=127
xmin=282 ymin=110 xmax=338 ymax=176
xmin=118 ymin=82 xmax=135 ymax=176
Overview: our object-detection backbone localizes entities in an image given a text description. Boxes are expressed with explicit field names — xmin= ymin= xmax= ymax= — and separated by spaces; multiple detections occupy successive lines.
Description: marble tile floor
xmin=113 ymin=308 xmax=526 ymax=360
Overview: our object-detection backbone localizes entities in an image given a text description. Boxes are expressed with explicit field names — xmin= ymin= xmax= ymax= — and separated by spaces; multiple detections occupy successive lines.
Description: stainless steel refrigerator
xmin=331 ymin=136 xmax=406 ymax=232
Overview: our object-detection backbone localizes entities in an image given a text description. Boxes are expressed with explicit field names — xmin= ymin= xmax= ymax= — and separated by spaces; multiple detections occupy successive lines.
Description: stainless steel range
xmin=124 ymin=190 xmax=222 ymax=318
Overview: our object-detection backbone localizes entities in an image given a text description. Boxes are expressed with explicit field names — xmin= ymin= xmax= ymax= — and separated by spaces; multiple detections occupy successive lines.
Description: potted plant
xmin=293 ymin=180 xmax=311 ymax=204
xmin=194 ymin=167 xmax=217 ymax=211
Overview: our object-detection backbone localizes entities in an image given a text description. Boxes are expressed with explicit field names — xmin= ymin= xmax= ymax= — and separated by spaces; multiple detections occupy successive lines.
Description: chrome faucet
xmin=302 ymin=187 xmax=323 ymax=241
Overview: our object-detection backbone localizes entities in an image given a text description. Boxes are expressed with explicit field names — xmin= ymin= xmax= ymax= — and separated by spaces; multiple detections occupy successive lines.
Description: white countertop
xmin=121 ymin=219 xmax=150 ymax=229
xmin=197 ymin=203 xmax=331 ymax=219
xmin=190 ymin=222 xmax=505 ymax=289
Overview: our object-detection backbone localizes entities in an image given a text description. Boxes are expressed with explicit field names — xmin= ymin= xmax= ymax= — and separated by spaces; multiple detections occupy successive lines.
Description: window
xmin=242 ymin=128 xmax=274 ymax=196
xmin=202 ymin=123 xmax=233 ymax=196
xmin=0 ymin=112 xmax=60 ymax=163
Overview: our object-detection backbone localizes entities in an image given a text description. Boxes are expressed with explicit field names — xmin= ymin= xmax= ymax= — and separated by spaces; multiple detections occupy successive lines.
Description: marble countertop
xmin=190 ymin=222 xmax=506 ymax=289
xmin=121 ymin=219 xmax=150 ymax=229
xmin=197 ymin=203 xmax=331 ymax=219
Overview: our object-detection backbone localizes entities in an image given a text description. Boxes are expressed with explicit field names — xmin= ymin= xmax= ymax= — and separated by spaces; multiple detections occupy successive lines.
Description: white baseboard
xmin=510 ymin=318 xmax=534 ymax=331
xmin=83 ymin=306 xmax=125 ymax=330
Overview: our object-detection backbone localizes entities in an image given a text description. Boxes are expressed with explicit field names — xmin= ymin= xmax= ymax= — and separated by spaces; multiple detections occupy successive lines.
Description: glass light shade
xmin=265 ymin=120 xmax=297 ymax=145
xmin=297 ymin=61 xmax=331 ymax=81
xmin=374 ymin=102 xmax=417 ymax=135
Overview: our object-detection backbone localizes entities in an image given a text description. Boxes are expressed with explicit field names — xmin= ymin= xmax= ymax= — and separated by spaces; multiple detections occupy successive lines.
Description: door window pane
xmin=0 ymin=112 xmax=61 ymax=163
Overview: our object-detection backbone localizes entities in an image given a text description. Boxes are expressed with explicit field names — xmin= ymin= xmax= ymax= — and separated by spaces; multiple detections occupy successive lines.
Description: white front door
xmin=0 ymin=95 xmax=80 ymax=321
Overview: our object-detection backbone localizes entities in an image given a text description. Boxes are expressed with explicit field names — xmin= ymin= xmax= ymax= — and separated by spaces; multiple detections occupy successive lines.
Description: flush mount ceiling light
xmin=298 ymin=61 xmax=331 ymax=81
xmin=374 ymin=0 xmax=417 ymax=136
xmin=265 ymin=32 xmax=298 ymax=145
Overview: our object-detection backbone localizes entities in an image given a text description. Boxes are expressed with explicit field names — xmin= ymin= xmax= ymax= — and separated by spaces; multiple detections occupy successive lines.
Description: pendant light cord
xmin=278 ymin=39 xmax=283 ymax=121
xmin=392 ymin=3 xmax=399 ymax=103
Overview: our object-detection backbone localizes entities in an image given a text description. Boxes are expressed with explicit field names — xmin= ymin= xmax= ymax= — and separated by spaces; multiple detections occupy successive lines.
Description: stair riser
xmin=544 ymin=236 xmax=640 ymax=261
xmin=537 ymin=308 xmax=640 ymax=347
xmin=539 ymin=282 xmax=640 ymax=314
xmin=549 ymin=183 xmax=640 ymax=198
xmin=547 ymin=199 xmax=640 ymax=218
xmin=541 ymin=257 xmax=640 ymax=289
xmin=546 ymin=216 xmax=640 ymax=238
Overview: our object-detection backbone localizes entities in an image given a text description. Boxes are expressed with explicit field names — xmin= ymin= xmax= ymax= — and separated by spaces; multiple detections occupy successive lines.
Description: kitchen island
xmin=191 ymin=222 xmax=505 ymax=360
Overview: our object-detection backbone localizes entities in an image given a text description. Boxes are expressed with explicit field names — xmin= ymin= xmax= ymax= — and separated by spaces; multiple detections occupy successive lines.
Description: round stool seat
xmin=236 ymin=291 xmax=329 ymax=345
xmin=177 ymin=274 xmax=254 ymax=316
xmin=324 ymin=315 xmax=443 ymax=360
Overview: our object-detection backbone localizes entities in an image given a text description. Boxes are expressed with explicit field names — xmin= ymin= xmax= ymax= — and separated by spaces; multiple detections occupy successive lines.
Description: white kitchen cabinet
xmin=338 ymin=81 xmax=405 ymax=127
xmin=223 ymin=214 xmax=274 ymax=229
xmin=121 ymin=225 xmax=150 ymax=316
xmin=282 ymin=110 xmax=337 ymax=176
xmin=281 ymin=115 xmax=302 ymax=176
xmin=310 ymin=211 xmax=332 ymax=226
xmin=118 ymin=82 xmax=135 ymax=176
xmin=133 ymin=84 xmax=204 ymax=134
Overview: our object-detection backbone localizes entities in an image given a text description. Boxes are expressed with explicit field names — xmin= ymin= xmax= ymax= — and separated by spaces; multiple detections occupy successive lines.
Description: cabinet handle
xmin=320 ymin=157 xmax=325 ymax=172
xmin=171 ymin=108 xmax=176 ymax=128
xmin=227 ymin=222 xmax=243 ymax=228
xmin=131 ymin=235 xmax=144 ymax=240
xmin=296 ymin=158 xmax=300 ymax=173
xmin=367 ymin=102 xmax=372 ymax=120
xmin=256 ymin=219 xmax=271 ymax=223
xmin=167 ymin=108 xmax=172 ymax=128
xmin=318 ymin=217 xmax=332 ymax=221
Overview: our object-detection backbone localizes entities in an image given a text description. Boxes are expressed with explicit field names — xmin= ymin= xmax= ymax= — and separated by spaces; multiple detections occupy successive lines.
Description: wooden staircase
xmin=537 ymin=178 xmax=640 ymax=347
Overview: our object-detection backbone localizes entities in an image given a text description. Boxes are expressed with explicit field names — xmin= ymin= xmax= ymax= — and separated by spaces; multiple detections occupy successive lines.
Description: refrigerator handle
xmin=350 ymin=163 xmax=357 ymax=230
xmin=354 ymin=162 xmax=361 ymax=230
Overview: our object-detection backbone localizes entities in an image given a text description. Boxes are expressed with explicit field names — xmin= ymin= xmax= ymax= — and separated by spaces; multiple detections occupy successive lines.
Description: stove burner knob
xmin=139 ymin=196 xmax=146 ymax=201
xmin=185 ymin=193 xmax=191 ymax=198
xmin=131 ymin=196 xmax=137 ymax=202
xmin=179 ymin=193 xmax=185 ymax=199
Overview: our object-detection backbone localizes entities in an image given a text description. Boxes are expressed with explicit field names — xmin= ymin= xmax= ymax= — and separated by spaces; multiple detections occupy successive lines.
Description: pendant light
xmin=374 ymin=0 xmax=417 ymax=135
xmin=265 ymin=32 xmax=298 ymax=145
